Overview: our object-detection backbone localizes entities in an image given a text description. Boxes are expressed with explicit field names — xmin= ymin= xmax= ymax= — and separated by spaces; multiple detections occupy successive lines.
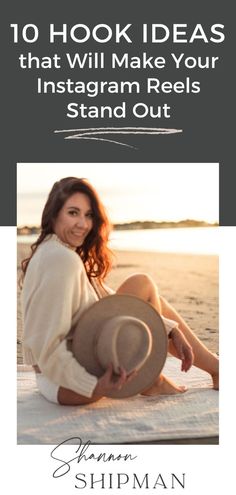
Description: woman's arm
xmin=22 ymin=247 xmax=98 ymax=398
xmin=57 ymin=364 xmax=137 ymax=405
xmin=168 ymin=327 xmax=194 ymax=372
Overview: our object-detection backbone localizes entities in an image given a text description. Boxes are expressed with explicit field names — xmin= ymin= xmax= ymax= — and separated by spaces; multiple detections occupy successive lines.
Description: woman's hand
xmin=92 ymin=363 xmax=137 ymax=398
xmin=169 ymin=327 xmax=194 ymax=372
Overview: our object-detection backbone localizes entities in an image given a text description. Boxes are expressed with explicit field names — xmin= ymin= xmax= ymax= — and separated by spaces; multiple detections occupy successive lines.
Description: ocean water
xmin=17 ymin=227 xmax=219 ymax=255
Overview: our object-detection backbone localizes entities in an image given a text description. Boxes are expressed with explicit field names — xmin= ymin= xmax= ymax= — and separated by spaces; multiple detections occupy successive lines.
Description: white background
xmin=2 ymin=226 xmax=235 ymax=494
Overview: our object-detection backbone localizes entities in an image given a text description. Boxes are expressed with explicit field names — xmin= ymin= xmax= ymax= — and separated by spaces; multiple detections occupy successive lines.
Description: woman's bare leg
xmin=57 ymin=386 xmax=102 ymax=406
xmin=117 ymin=274 xmax=186 ymax=395
xmin=117 ymin=274 xmax=219 ymax=390
xmin=159 ymin=295 xmax=219 ymax=389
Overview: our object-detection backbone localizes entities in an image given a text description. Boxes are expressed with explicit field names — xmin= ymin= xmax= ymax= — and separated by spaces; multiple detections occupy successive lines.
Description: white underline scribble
xmin=54 ymin=127 xmax=183 ymax=149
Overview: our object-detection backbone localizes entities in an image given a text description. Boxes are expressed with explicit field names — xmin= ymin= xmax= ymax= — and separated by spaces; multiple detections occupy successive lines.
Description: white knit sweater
xmin=22 ymin=235 xmax=99 ymax=398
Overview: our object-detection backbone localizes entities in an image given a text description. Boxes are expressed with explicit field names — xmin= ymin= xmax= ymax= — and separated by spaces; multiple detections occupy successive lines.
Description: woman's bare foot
xmin=211 ymin=372 xmax=219 ymax=390
xmin=210 ymin=356 xmax=219 ymax=390
xmin=141 ymin=374 xmax=187 ymax=396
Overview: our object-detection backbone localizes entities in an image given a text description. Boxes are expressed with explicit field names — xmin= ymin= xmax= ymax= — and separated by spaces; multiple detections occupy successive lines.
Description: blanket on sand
xmin=17 ymin=357 xmax=218 ymax=445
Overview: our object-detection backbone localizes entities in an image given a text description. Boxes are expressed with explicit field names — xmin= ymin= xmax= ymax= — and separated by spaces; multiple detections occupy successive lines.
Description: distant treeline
xmin=17 ymin=219 xmax=218 ymax=236
xmin=114 ymin=220 xmax=218 ymax=230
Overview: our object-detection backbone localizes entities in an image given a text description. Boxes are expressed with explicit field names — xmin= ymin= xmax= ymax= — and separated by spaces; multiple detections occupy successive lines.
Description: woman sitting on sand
xmin=21 ymin=177 xmax=219 ymax=405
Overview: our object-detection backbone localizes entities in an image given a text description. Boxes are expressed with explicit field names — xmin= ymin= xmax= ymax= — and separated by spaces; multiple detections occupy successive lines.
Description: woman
xmin=21 ymin=177 xmax=219 ymax=405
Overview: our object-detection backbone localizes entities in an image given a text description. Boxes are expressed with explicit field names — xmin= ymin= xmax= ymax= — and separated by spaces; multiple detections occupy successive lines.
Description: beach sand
xmin=17 ymin=243 xmax=218 ymax=364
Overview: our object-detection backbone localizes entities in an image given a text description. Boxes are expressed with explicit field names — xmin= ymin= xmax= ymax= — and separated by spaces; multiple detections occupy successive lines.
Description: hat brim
xmin=71 ymin=294 xmax=168 ymax=398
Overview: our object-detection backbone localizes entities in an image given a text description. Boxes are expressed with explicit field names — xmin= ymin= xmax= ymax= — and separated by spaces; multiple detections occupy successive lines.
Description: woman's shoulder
xmin=31 ymin=236 xmax=83 ymax=272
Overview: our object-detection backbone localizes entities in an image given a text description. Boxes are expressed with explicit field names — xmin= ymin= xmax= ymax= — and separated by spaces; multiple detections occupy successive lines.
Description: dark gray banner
xmin=2 ymin=0 xmax=234 ymax=225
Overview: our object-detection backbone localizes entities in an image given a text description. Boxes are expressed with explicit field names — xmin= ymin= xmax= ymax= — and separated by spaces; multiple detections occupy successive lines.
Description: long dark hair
xmin=21 ymin=177 xmax=113 ymax=282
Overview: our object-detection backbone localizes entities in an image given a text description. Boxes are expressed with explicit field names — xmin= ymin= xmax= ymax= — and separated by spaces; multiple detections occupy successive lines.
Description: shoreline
xmin=17 ymin=244 xmax=219 ymax=363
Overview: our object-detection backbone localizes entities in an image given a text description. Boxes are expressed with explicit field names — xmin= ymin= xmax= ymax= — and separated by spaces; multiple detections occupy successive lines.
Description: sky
xmin=17 ymin=162 xmax=219 ymax=226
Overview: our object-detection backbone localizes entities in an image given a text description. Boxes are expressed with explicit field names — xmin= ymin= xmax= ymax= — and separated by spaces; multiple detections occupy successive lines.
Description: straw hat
xmin=71 ymin=294 xmax=168 ymax=398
